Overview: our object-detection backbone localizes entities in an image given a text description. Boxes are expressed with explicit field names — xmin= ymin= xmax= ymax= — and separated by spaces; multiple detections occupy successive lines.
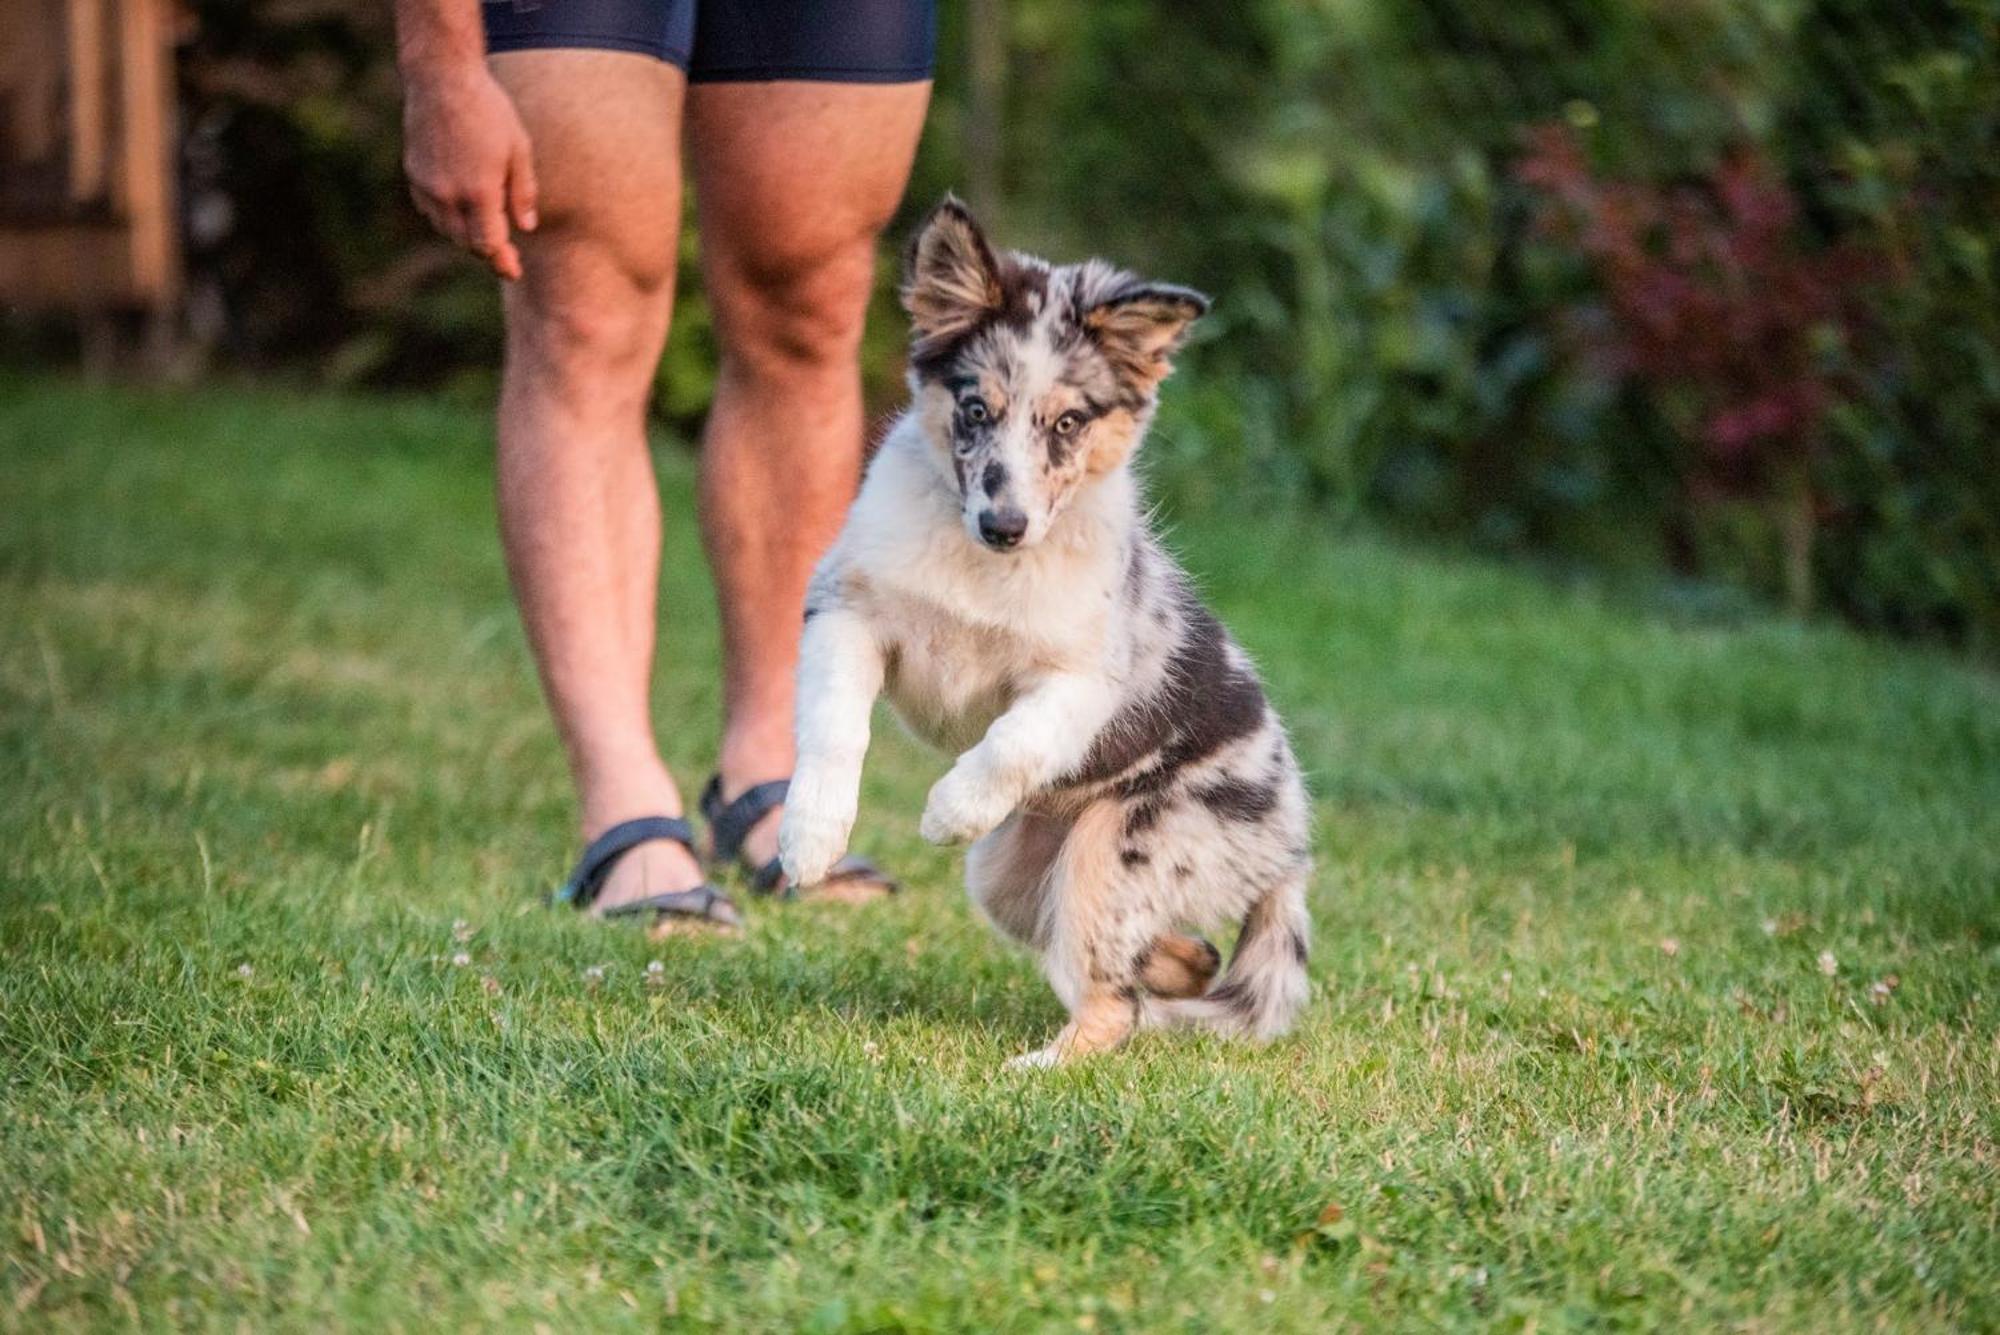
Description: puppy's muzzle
xmin=976 ymin=506 xmax=1028 ymax=551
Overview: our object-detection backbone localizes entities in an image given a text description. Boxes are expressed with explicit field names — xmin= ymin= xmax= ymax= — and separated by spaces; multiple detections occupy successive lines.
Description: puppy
xmin=779 ymin=198 xmax=1312 ymax=1067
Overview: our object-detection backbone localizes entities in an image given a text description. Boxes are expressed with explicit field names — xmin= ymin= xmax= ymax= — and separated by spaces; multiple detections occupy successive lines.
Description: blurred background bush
xmin=12 ymin=0 xmax=2000 ymax=659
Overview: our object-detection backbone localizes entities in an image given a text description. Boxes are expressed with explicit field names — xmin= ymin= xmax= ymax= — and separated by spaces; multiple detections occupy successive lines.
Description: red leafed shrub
xmin=1516 ymin=124 xmax=1878 ymax=610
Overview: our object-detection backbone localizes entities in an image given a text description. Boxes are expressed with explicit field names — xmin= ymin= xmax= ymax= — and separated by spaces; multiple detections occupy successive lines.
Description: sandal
xmin=699 ymin=776 xmax=897 ymax=900
xmin=552 ymin=816 xmax=743 ymax=926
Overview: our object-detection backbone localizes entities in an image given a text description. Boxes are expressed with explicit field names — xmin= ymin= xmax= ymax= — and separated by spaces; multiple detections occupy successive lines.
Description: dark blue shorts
xmin=482 ymin=0 xmax=936 ymax=83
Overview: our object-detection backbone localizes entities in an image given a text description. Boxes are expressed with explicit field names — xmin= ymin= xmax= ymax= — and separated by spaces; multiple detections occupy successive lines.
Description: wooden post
xmin=66 ymin=0 xmax=109 ymax=204
xmin=117 ymin=0 xmax=179 ymax=312
xmin=0 ymin=0 xmax=183 ymax=364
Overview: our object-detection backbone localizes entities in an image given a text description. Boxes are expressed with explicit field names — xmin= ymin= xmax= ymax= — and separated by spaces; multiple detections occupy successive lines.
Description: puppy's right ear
xmin=902 ymin=194 xmax=1002 ymax=353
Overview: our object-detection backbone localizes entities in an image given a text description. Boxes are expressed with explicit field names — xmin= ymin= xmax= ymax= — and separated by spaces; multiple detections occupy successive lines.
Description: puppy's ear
xmin=1084 ymin=282 xmax=1210 ymax=390
xmin=902 ymin=195 xmax=1003 ymax=352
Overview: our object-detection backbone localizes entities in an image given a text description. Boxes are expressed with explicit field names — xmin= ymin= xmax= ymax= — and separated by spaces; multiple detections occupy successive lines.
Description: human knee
xmin=712 ymin=235 xmax=878 ymax=377
xmin=513 ymin=282 xmax=667 ymax=391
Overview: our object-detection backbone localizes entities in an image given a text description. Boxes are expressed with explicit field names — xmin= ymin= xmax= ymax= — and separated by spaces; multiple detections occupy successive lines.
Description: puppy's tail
xmin=1150 ymin=870 xmax=1310 ymax=1041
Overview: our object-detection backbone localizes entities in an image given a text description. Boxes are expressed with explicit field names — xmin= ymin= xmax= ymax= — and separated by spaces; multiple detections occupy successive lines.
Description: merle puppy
xmin=779 ymin=197 xmax=1312 ymax=1066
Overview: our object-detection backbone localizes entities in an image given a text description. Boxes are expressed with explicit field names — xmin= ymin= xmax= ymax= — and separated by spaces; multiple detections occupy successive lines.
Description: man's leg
xmin=688 ymin=81 xmax=932 ymax=869
xmin=491 ymin=50 xmax=702 ymax=913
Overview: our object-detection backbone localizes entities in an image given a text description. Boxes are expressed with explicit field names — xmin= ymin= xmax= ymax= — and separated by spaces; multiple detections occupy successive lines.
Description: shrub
xmin=141 ymin=0 xmax=2000 ymax=657
xmin=1517 ymin=125 xmax=1876 ymax=614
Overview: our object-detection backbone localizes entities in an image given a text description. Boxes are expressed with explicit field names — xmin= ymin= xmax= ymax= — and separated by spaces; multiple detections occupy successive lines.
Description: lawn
xmin=2 ymin=376 xmax=1995 ymax=1331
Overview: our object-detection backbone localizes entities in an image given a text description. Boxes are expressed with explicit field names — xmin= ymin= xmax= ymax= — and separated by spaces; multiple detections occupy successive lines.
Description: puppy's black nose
xmin=977 ymin=507 xmax=1028 ymax=549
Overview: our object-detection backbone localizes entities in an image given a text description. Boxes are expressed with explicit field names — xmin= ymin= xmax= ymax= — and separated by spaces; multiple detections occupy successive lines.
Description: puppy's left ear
xmin=902 ymin=194 xmax=1003 ymax=354
xmin=1084 ymin=283 xmax=1210 ymax=390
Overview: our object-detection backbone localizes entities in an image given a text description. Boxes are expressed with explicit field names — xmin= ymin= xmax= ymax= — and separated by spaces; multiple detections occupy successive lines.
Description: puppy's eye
xmin=1052 ymin=410 xmax=1085 ymax=437
xmin=961 ymin=399 xmax=990 ymax=424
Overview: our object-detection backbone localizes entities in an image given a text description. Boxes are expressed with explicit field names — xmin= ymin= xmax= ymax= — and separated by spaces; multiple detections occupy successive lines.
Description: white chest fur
xmin=831 ymin=419 xmax=1132 ymax=756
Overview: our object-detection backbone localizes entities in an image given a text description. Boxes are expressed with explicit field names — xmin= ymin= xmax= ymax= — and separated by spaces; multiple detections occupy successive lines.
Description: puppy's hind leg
xmin=965 ymin=811 xmax=1068 ymax=949
xmin=1015 ymin=934 xmax=1220 ymax=1067
xmin=1006 ymin=801 xmax=1164 ymax=1069
xmin=1005 ymin=989 xmax=1144 ymax=1069
xmin=1136 ymin=934 xmax=1222 ymax=999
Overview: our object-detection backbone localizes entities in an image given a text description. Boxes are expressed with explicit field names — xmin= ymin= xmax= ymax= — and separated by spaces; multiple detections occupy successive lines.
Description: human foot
xmin=587 ymin=830 xmax=707 ymax=916
xmin=558 ymin=809 xmax=741 ymax=928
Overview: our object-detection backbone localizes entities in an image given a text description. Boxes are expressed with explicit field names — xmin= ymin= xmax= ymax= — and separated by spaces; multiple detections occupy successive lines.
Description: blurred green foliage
xmin=172 ymin=0 xmax=1999 ymax=656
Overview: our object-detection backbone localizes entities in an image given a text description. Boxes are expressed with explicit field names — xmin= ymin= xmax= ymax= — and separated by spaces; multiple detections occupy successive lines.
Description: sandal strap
xmin=698 ymin=777 xmax=898 ymax=900
xmin=759 ymin=852 xmax=897 ymax=899
xmin=600 ymin=884 xmax=743 ymax=927
xmin=700 ymin=776 xmax=791 ymax=864
xmin=751 ymin=854 xmax=787 ymax=895
xmin=554 ymin=815 xmax=697 ymax=909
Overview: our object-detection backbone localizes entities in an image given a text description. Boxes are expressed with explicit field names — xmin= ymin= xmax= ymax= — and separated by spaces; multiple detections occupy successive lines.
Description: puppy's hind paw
xmin=1004 ymin=1046 xmax=1064 ymax=1072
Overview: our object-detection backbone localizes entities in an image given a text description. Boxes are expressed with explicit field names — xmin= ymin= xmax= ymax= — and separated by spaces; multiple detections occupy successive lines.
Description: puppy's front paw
xmin=778 ymin=804 xmax=851 ymax=888
xmin=919 ymin=765 xmax=1012 ymax=846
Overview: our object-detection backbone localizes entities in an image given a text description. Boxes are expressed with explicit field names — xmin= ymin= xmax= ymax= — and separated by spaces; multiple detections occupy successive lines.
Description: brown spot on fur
xmin=1137 ymin=934 xmax=1223 ymax=999
xmin=1083 ymin=408 xmax=1143 ymax=477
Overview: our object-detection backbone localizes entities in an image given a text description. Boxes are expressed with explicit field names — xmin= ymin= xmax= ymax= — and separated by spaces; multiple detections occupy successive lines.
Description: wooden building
xmin=0 ymin=0 xmax=181 ymax=333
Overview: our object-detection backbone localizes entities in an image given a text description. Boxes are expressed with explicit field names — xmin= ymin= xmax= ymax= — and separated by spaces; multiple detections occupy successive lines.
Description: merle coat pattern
xmin=779 ymin=197 xmax=1312 ymax=1066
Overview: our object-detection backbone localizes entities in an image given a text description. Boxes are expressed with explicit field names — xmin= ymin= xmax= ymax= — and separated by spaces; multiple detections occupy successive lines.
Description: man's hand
xmin=401 ymin=62 xmax=539 ymax=281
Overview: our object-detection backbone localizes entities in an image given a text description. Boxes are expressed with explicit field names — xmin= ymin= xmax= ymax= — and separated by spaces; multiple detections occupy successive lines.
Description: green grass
xmin=2 ymin=376 xmax=1996 ymax=1331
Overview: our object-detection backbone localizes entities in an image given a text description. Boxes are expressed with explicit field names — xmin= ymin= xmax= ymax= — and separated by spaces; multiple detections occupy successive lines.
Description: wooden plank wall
xmin=0 ymin=0 xmax=181 ymax=313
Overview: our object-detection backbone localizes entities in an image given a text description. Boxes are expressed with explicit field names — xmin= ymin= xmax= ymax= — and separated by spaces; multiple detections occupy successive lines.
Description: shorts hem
xmin=688 ymin=64 xmax=934 ymax=85
xmin=486 ymin=33 xmax=691 ymax=68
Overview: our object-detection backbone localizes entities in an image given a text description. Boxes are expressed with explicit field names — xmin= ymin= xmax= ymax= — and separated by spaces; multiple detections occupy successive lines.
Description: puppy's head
xmin=900 ymin=196 xmax=1207 ymax=554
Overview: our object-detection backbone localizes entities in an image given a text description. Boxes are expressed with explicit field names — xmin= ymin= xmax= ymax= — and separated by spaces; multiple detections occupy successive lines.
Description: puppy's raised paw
xmin=919 ymin=764 xmax=1013 ymax=845
xmin=778 ymin=805 xmax=852 ymax=888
